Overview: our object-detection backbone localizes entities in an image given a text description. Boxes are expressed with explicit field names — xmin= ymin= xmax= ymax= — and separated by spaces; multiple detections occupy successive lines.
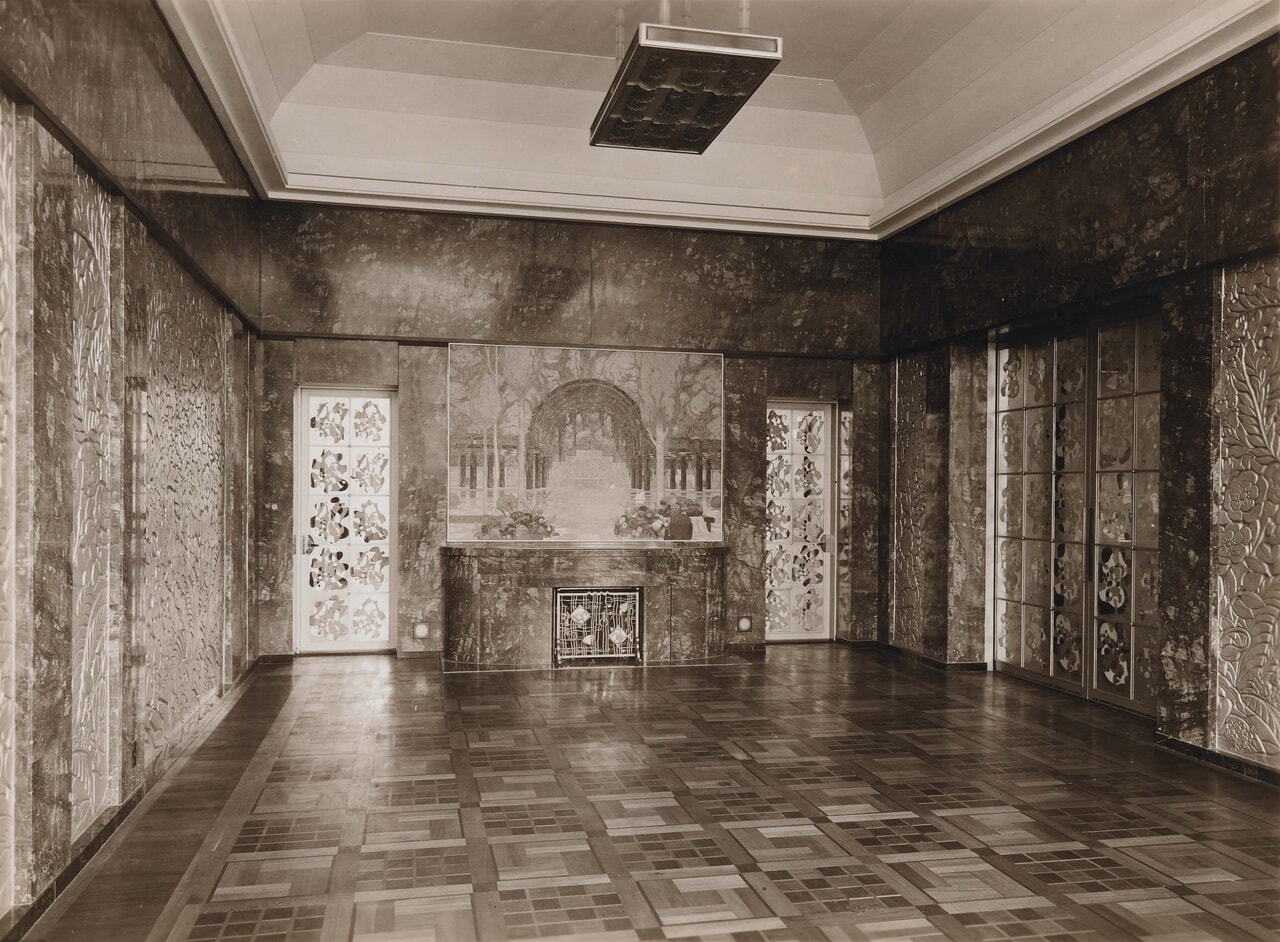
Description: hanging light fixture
xmin=590 ymin=0 xmax=781 ymax=154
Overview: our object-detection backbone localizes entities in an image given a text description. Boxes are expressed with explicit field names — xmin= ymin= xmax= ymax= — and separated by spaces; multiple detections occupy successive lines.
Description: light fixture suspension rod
xmin=739 ymin=0 xmax=749 ymax=33
xmin=659 ymin=0 xmax=670 ymax=25
xmin=615 ymin=5 xmax=624 ymax=60
xmin=683 ymin=0 xmax=692 ymax=26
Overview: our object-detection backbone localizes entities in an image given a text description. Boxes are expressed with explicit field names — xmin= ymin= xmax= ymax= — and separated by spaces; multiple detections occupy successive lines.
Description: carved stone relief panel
xmin=0 ymin=89 xmax=18 ymax=916
xmin=890 ymin=352 xmax=945 ymax=655
xmin=68 ymin=168 xmax=114 ymax=838
xmin=137 ymin=242 xmax=226 ymax=765
xmin=1215 ymin=258 xmax=1280 ymax=769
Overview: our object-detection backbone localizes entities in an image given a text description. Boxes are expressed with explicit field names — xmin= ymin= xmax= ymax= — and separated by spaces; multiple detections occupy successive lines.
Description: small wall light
xmin=413 ymin=622 xmax=430 ymax=640
xmin=736 ymin=615 xmax=753 ymax=632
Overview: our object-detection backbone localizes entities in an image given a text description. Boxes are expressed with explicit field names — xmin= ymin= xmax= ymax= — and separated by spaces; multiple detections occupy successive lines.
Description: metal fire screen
xmin=553 ymin=587 xmax=643 ymax=666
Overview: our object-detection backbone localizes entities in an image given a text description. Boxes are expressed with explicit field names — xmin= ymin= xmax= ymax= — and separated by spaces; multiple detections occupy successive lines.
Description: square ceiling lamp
xmin=590 ymin=23 xmax=782 ymax=154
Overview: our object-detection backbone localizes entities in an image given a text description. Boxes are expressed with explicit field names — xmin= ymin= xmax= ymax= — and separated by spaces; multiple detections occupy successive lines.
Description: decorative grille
xmin=553 ymin=588 xmax=642 ymax=665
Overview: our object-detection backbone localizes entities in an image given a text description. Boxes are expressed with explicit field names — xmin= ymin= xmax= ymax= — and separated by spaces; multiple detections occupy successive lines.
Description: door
xmin=993 ymin=312 xmax=1160 ymax=713
xmin=765 ymin=401 xmax=836 ymax=641
xmin=295 ymin=387 xmax=397 ymax=653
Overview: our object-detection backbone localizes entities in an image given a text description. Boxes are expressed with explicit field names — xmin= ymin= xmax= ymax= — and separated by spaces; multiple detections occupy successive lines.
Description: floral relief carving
xmin=69 ymin=171 xmax=115 ymax=838
xmin=1215 ymin=259 xmax=1280 ymax=767
xmin=139 ymin=250 xmax=226 ymax=764
xmin=0 ymin=91 xmax=17 ymax=915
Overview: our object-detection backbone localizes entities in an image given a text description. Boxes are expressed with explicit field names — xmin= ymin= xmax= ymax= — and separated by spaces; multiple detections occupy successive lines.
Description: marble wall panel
xmin=889 ymin=351 xmax=948 ymax=657
xmin=296 ymin=339 xmax=399 ymax=388
xmin=844 ymin=362 xmax=881 ymax=642
xmin=765 ymin=358 xmax=851 ymax=403
xmin=224 ymin=320 xmax=250 ymax=685
xmin=135 ymin=236 xmax=226 ymax=767
xmin=882 ymin=38 xmax=1279 ymax=355
xmin=724 ymin=358 xmax=766 ymax=645
xmin=1213 ymin=257 xmax=1280 ymax=770
xmin=1158 ymin=274 xmax=1215 ymax=751
xmin=0 ymin=88 xmax=18 ymax=916
xmin=947 ymin=340 xmax=988 ymax=663
xmin=68 ymin=167 xmax=114 ymax=840
xmin=398 ymin=345 xmax=447 ymax=655
xmin=0 ymin=0 xmax=261 ymax=317
xmin=254 ymin=339 xmax=296 ymax=656
xmin=259 ymin=205 xmax=880 ymax=357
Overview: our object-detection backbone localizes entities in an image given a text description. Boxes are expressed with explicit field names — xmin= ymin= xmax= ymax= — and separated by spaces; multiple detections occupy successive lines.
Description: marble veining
xmin=1214 ymin=257 xmax=1280 ymax=770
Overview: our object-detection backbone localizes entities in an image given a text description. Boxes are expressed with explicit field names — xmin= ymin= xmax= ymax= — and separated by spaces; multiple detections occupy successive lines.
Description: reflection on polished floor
xmin=28 ymin=646 xmax=1278 ymax=942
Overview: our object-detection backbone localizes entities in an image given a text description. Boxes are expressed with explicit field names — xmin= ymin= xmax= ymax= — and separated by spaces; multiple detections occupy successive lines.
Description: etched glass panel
xmin=1056 ymin=335 xmax=1087 ymax=402
xmin=996 ymin=539 xmax=1022 ymax=602
xmin=766 ymin=404 xmax=833 ymax=639
xmin=1023 ymin=540 xmax=1052 ymax=611
xmin=300 ymin=391 xmax=394 ymax=651
xmin=997 ymin=600 xmax=1021 ymax=664
xmin=1054 ymin=403 xmax=1085 ymax=472
xmin=997 ymin=345 xmax=1024 ymax=410
xmin=1023 ymin=605 xmax=1049 ymax=671
xmin=1095 ymin=619 xmax=1132 ymax=696
xmin=1024 ymin=475 xmax=1051 ymax=541
xmin=999 ymin=412 xmax=1023 ymax=473
xmin=1054 ymin=474 xmax=1084 ymax=542
xmin=1132 ymin=549 xmax=1159 ymax=626
xmin=1097 ymin=473 xmax=1132 ymax=543
xmin=1134 ymin=472 xmax=1158 ymax=548
xmin=1053 ymin=612 xmax=1083 ymax=684
xmin=1098 ymin=322 xmax=1135 ymax=396
xmin=996 ymin=475 xmax=1023 ymax=537
xmin=1097 ymin=397 xmax=1133 ymax=470
xmin=1053 ymin=542 xmax=1084 ymax=612
xmin=1026 ymin=341 xmax=1052 ymax=407
xmin=1025 ymin=407 xmax=1053 ymax=474
xmin=1097 ymin=546 xmax=1130 ymax=620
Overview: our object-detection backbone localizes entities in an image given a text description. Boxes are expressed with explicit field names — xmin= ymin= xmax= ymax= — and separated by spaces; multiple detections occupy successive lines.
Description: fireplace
xmin=553 ymin=587 xmax=642 ymax=666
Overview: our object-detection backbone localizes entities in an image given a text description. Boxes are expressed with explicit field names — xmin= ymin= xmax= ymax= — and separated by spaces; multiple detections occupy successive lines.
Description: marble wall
xmin=1213 ymin=257 xmax=1280 ymax=771
xmin=0 ymin=0 xmax=262 ymax=318
xmin=0 ymin=93 xmax=253 ymax=919
xmin=887 ymin=344 xmax=987 ymax=664
xmin=881 ymin=37 xmax=1279 ymax=354
xmin=260 ymin=204 xmax=880 ymax=358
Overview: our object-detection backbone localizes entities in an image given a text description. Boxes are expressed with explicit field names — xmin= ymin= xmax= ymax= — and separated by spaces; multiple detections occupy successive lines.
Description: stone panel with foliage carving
xmin=1215 ymin=258 xmax=1280 ymax=769
xmin=137 ymin=239 xmax=226 ymax=765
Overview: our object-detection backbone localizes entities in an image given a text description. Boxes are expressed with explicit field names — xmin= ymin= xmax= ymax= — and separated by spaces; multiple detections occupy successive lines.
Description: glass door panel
xmin=994 ymin=312 xmax=1159 ymax=714
xmin=766 ymin=402 xmax=835 ymax=641
xmin=296 ymin=388 xmax=396 ymax=653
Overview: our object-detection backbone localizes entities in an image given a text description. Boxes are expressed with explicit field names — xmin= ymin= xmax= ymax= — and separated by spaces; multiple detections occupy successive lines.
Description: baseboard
xmin=1155 ymin=734 xmax=1280 ymax=787
xmin=725 ymin=642 xmax=765 ymax=654
xmin=834 ymin=637 xmax=989 ymax=671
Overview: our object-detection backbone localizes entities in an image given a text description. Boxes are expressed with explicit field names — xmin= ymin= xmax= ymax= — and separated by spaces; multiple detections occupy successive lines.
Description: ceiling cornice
xmin=159 ymin=0 xmax=1279 ymax=242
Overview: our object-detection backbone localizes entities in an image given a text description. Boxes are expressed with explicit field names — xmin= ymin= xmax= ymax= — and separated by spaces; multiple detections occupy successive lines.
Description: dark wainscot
xmin=443 ymin=544 xmax=727 ymax=669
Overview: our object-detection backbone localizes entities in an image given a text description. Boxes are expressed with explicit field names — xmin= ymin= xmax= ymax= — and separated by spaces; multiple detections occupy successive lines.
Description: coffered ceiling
xmin=161 ymin=0 xmax=1277 ymax=239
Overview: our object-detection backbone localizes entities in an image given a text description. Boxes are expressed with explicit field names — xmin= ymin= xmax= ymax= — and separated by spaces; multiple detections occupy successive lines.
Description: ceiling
xmin=161 ymin=0 xmax=1277 ymax=239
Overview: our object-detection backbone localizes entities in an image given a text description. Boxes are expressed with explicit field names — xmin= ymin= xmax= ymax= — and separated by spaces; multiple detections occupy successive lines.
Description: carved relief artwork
xmin=69 ymin=171 xmax=114 ymax=838
xmin=1215 ymin=258 xmax=1280 ymax=768
xmin=891 ymin=354 xmax=935 ymax=654
xmin=447 ymin=345 xmax=722 ymax=543
xmin=0 ymin=91 xmax=18 ymax=914
xmin=138 ymin=251 xmax=226 ymax=763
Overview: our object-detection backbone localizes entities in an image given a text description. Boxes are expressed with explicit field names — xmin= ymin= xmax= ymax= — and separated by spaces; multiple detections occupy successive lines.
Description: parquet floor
xmin=29 ymin=646 xmax=1279 ymax=941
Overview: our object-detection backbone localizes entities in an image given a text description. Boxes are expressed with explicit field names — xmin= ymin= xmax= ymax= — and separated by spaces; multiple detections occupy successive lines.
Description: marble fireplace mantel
xmin=442 ymin=544 xmax=727 ymax=670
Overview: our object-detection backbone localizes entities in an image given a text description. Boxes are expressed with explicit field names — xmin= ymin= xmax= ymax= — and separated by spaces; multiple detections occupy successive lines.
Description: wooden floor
xmin=27 ymin=646 xmax=1279 ymax=941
